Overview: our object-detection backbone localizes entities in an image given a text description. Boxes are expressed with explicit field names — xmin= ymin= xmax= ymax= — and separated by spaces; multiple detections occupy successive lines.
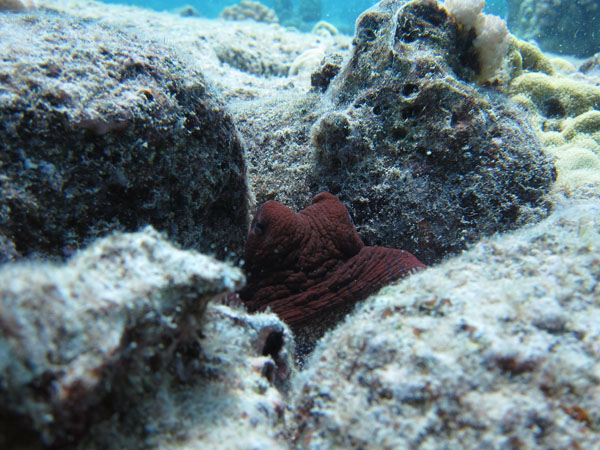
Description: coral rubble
xmin=0 ymin=12 xmax=248 ymax=263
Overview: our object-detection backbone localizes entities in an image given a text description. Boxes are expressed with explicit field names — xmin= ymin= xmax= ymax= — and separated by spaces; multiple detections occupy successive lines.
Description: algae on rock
xmin=0 ymin=226 xmax=295 ymax=449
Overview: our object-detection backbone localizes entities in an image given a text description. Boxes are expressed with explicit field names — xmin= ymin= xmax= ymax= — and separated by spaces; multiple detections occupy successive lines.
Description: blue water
xmin=102 ymin=0 xmax=508 ymax=33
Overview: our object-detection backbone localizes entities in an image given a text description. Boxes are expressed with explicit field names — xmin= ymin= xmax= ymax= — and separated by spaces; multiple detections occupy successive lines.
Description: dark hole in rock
xmin=397 ymin=17 xmax=417 ymax=43
xmin=402 ymin=83 xmax=419 ymax=96
xmin=542 ymin=97 xmax=566 ymax=118
xmin=356 ymin=13 xmax=382 ymax=43
xmin=261 ymin=360 xmax=276 ymax=382
xmin=392 ymin=125 xmax=408 ymax=140
xmin=262 ymin=330 xmax=284 ymax=359
xmin=358 ymin=28 xmax=377 ymax=42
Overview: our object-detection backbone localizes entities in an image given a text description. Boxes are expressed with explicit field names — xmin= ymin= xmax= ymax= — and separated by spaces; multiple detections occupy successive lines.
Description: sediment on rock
xmin=0 ymin=12 xmax=248 ymax=264
xmin=0 ymin=227 xmax=247 ymax=447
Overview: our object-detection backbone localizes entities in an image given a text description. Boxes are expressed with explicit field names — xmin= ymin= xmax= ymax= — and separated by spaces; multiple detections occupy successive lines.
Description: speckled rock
xmin=508 ymin=0 xmax=600 ymax=58
xmin=289 ymin=186 xmax=600 ymax=449
xmin=0 ymin=12 xmax=248 ymax=263
xmin=309 ymin=0 xmax=556 ymax=264
xmin=0 ymin=227 xmax=247 ymax=447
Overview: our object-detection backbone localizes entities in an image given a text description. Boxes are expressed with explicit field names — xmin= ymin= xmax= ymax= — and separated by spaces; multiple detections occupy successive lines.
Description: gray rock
xmin=290 ymin=186 xmax=600 ymax=449
xmin=0 ymin=226 xmax=247 ymax=447
xmin=309 ymin=0 xmax=556 ymax=264
xmin=0 ymin=12 xmax=248 ymax=263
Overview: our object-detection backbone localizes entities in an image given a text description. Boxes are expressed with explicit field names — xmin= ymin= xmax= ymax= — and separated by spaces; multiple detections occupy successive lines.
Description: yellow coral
xmin=507 ymin=39 xmax=555 ymax=78
xmin=561 ymin=110 xmax=600 ymax=144
xmin=509 ymin=72 xmax=600 ymax=118
xmin=547 ymin=145 xmax=600 ymax=187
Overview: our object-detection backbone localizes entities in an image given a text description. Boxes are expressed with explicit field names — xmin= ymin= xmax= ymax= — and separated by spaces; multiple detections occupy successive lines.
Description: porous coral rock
xmin=220 ymin=0 xmax=279 ymax=23
xmin=310 ymin=0 xmax=555 ymax=264
xmin=0 ymin=227 xmax=245 ymax=447
xmin=0 ymin=11 xmax=248 ymax=263
xmin=80 ymin=301 xmax=293 ymax=450
xmin=290 ymin=186 xmax=600 ymax=449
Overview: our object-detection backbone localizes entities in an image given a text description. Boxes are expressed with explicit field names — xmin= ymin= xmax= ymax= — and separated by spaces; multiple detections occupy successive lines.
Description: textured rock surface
xmin=0 ymin=227 xmax=246 ymax=447
xmin=0 ymin=0 xmax=33 ymax=11
xmin=80 ymin=301 xmax=293 ymax=450
xmin=220 ymin=0 xmax=279 ymax=23
xmin=310 ymin=0 xmax=556 ymax=264
xmin=508 ymin=0 xmax=600 ymax=58
xmin=0 ymin=12 xmax=248 ymax=263
xmin=289 ymin=186 xmax=600 ymax=449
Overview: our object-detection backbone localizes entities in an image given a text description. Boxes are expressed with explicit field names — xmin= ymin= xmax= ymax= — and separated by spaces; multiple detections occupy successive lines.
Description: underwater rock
xmin=310 ymin=52 xmax=344 ymax=91
xmin=177 ymin=5 xmax=201 ymax=17
xmin=290 ymin=187 xmax=600 ymax=448
xmin=0 ymin=227 xmax=246 ymax=447
xmin=580 ymin=52 xmax=600 ymax=78
xmin=215 ymin=39 xmax=291 ymax=77
xmin=508 ymin=0 xmax=600 ymax=58
xmin=310 ymin=0 xmax=556 ymax=264
xmin=0 ymin=0 xmax=33 ymax=11
xmin=80 ymin=300 xmax=294 ymax=450
xmin=311 ymin=20 xmax=339 ymax=37
xmin=0 ymin=12 xmax=248 ymax=263
xmin=220 ymin=0 xmax=279 ymax=23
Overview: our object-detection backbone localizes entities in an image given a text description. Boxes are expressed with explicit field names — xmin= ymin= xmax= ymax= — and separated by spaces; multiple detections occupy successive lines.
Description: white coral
xmin=444 ymin=0 xmax=510 ymax=80
xmin=443 ymin=0 xmax=484 ymax=31
xmin=473 ymin=13 xmax=510 ymax=80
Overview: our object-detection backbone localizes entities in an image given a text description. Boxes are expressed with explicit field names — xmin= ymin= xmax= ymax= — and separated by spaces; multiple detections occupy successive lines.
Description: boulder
xmin=309 ymin=0 xmax=556 ymax=264
xmin=0 ymin=12 xmax=248 ymax=263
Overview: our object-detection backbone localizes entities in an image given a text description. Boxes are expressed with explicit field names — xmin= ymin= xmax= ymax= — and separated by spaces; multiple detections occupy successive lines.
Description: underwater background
xmin=1 ymin=0 xmax=600 ymax=448
xmin=104 ymin=0 xmax=508 ymax=32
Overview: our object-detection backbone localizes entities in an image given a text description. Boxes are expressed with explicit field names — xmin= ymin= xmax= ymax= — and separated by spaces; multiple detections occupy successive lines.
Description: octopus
xmin=239 ymin=192 xmax=426 ymax=333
